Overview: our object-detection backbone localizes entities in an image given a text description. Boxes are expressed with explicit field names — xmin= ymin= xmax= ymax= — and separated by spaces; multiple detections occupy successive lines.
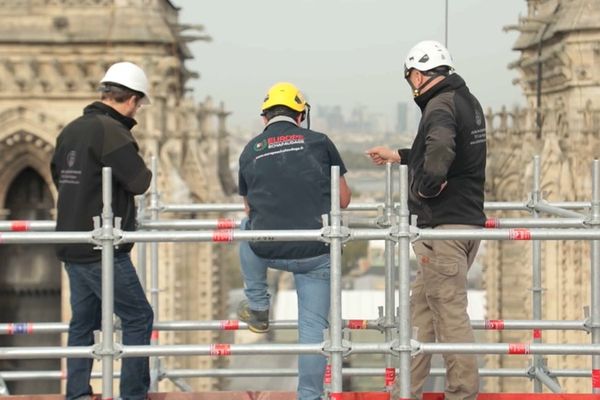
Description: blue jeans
xmin=239 ymin=222 xmax=330 ymax=400
xmin=65 ymin=253 xmax=153 ymax=400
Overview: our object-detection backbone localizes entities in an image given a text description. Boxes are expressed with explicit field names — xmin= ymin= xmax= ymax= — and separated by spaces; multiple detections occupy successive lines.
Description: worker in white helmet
xmin=50 ymin=61 xmax=153 ymax=400
xmin=367 ymin=40 xmax=486 ymax=400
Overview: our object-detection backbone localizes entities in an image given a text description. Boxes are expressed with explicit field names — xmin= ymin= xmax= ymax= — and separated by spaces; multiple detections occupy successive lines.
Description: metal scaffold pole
xmin=136 ymin=195 xmax=147 ymax=291
xmin=530 ymin=156 xmax=547 ymax=392
xmin=100 ymin=167 xmax=115 ymax=399
xmin=383 ymin=163 xmax=397 ymax=391
xmin=149 ymin=156 xmax=161 ymax=391
xmin=591 ymin=159 xmax=600 ymax=394
xmin=397 ymin=165 xmax=412 ymax=399
xmin=329 ymin=165 xmax=344 ymax=398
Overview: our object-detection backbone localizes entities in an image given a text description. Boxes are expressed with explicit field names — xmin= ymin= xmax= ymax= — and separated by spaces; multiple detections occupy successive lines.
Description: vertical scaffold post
xmin=397 ymin=165 xmax=411 ymax=398
xmin=149 ymin=156 xmax=160 ymax=391
xmin=384 ymin=162 xmax=397 ymax=390
xmin=531 ymin=155 xmax=543 ymax=393
xmin=329 ymin=166 xmax=344 ymax=398
xmin=101 ymin=167 xmax=115 ymax=399
xmin=136 ymin=195 xmax=147 ymax=291
xmin=591 ymin=159 xmax=600 ymax=394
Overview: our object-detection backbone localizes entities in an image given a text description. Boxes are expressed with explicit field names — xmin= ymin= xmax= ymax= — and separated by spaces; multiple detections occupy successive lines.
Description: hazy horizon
xmin=175 ymin=0 xmax=527 ymax=133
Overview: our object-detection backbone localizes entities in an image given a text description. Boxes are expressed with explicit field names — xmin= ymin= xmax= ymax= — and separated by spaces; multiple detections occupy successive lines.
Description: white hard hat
xmin=404 ymin=40 xmax=454 ymax=77
xmin=100 ymin=61 xmax=151 ymax=104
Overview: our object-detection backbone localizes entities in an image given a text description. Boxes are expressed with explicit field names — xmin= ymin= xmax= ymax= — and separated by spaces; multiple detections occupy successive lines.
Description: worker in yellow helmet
xmin=237 ymin=82 xmax=351 ymax=400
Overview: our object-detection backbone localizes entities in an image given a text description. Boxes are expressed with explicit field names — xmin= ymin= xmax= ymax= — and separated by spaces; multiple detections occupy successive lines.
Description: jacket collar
xmin=414 ymin=73 xmax=466 ymax=111
xmin=263 ymin=115 xmax=298 ymax=130
xmin=84 ymin=101 xmax=137 ymax=130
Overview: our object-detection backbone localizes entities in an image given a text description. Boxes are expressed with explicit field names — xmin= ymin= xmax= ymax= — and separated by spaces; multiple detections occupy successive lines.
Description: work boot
xmin=237 ymin=300 xmax=269 ymax=333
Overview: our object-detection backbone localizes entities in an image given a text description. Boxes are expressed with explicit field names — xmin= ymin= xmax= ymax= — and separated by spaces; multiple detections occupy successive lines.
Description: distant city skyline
xmin=175 ymin=0 xmax=527 ymax=134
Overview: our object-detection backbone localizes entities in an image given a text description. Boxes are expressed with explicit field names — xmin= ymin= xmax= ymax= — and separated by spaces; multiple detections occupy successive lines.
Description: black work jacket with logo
xmin=238 ymin=117 xmax=347 ymax=259
xmin=398 ymin=74 xmax=487 ymax=228
xmin=50 ymin=101 xmax=151 ymax=263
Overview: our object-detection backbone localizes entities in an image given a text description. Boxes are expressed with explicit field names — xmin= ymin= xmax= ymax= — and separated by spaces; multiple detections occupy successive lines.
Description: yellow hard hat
xmin=261 ymin=82 xmax=307 ymax=113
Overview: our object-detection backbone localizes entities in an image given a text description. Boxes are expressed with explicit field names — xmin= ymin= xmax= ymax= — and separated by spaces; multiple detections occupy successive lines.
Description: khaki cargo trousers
xmin=410 ymin=224 xmax=481 ymax=400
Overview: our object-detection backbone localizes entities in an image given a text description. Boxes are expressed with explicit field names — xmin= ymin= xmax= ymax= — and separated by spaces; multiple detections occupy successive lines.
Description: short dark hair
xmin=99 ymin=83 xmax=144 ymax=103
xmin=262 ymin=105 xmax=302 ymax=121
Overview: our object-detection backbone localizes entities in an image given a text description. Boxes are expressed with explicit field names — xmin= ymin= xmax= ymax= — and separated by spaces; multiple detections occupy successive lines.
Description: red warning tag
xmin=220 ymin=320 xmax=240 ymax=330
xmin=210 ymin=343 xmax=231 ymax=356
xmin=151 ymin=330 xmax=159 ymax=340
xmin=509 ymin=228 xmax=531 ymax=240
xmin=508 ymin=343 xmax=530 ymax=354
xmin=324 ymin=364 xmax=332 ymax=384
xmin=592 ymin=369 xmax=600 ymax=388
xmin=533 ymin=329 xmax=542 ymax=340
xmin=485 ymin=319 xmax=505 ymax=330
xmin=216 ymin=218 xmax=236 ymax=229
xmin=7 ymin=323 xmax=33 ymax=335
xmin=212 ymin=230 xmax=233 ymax=242
xmin=11 ymin=221 xmax=29 ymax=232
xmin=347 ymin=320 xmax=367 ymax=329
xmin=385 ymin=367 xmax=396 ymax=386
xmin=485 ymin=218 xmax=499 ymax=228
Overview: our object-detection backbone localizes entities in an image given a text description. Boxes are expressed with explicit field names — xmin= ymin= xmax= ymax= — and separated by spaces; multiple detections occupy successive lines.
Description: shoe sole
xmin=247 ymin=325 xmax=270 ymax=334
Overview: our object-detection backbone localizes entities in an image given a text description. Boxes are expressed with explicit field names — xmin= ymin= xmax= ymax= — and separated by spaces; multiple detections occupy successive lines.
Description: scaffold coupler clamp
xmin=322 ymin=339 xmax=352 ymax=358
xmin=91 ymin=216 xmax=102 ymax=248
xmin=91 ymin=341 xmax=123 ymax=360
xmin=525 ymin=192 xmax=537 ymax=211
xmin=409 ymin=339 xmax=422 ymax=357
xmin=373 ymin=307 xmax=387 ymax=333
xmin=583 ymin=307 xmax=594 ymax=334
xmin=320 ymin=225 xmax=351 ymax=244
xmin=583 ymin=213 xmax=600 ymax=227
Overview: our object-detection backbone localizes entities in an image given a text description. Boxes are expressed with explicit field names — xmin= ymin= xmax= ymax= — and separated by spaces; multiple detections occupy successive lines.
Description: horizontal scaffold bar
xmin=0 ymin=368 xmax=592 ymax=381
xmin=0 ymin=319 xmax=586 ymax=335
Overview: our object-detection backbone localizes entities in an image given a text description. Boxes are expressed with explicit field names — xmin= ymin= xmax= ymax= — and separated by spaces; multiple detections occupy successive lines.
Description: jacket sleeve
xmin=100 ymin=121 xmax=151 ymax=195
xmin=398 ymin=148 xmax=410 ymax=165
xmin=418 ymin=98 xmax=457 ymax=198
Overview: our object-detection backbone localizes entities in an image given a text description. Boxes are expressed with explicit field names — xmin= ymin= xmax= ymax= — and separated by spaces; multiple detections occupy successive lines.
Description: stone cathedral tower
xmin=484 ymin=0 xmax=600 ymax=393
xmin=0 ymin=0 xmax=235 ymax=394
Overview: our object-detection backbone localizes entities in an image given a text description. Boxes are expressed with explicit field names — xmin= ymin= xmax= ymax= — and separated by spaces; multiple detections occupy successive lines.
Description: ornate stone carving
xmin=0 ymin=1 xmax=235 ymax=393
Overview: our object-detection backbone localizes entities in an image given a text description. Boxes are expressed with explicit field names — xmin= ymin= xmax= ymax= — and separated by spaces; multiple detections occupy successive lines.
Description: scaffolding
xmin=0 ymin=156 xmax=599 ymax=398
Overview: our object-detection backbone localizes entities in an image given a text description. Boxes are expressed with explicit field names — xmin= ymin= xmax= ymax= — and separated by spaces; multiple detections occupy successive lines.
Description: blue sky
xmin=174 ymin=0 xmax=527 ymax=132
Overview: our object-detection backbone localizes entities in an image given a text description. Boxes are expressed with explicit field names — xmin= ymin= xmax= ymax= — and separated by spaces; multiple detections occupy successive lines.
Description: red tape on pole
xmin=151 ymin=330 xmax=159 ymax=340
xmin=485 ymin=218 xmax=499 ymax=228
xmin=220 ymin=320 xmax=240 ymax=330
xmin=212 ymin=230 xmax=233 ymax=242
xmin=509 ymin=228 xmax=532 ymax=240
xmin=532 ymin=329 xmax=542 ymax=340
xmin=508 ymin=343 xmax=530 ymax=354
xmin=7 ymin=323 xmax=32 ymax=335
xmin=210 ymin=343 xmax=231 ymax=356
xmin=11 ymin=221 xmax=30 ymax=232
xmin=329 ymin=393 xmax=342 ymax=400
xmin=485 ymin=319 xmax=505 ymax=330
xmin=592 ymin=369 xmax=600 ymax=389
xmin=324 ymin=364 xmax=332 ymax=384
xmin=216 ymin=218 xmax=236 ymax=229
xmin=347 ymin=320 xmax=368 ymax=329
xmin=385 ymin=367 xmax=396 ymax=386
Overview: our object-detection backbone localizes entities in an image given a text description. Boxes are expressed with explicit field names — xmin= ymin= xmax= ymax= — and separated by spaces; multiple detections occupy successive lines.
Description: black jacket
xmin=50 ymin=101 xmax=151 ymax=263
xmin=238 ymin=117 xmax=347 ymax=259
xmin=399 ymin=74 xmax=486 ymax=228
